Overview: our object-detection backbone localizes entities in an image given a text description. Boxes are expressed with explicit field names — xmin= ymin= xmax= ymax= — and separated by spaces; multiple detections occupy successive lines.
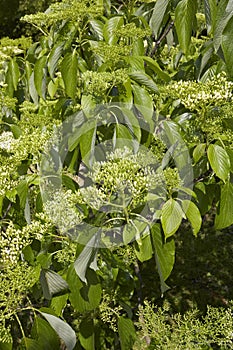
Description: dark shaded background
xmin=0 ymin=0 xmax=54 ymax=38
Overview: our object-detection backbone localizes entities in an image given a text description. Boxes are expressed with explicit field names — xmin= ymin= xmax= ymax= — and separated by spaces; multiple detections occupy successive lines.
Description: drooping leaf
xmin=41 ymin=313 xmax=76 ymax=350
xmin=175 ymin=0 xmax=198 ymax=54
xmin=149 ymin=0 xmax=170 ymax=38
xmin=90 ymin=19 xmax=104 ymax=40
xmin=48 ymin=42 xmax=64 ymax=79
xmin=193 ymin=143 xmax=206 ymax=163
xmin=50 ymin=294 xmax=68 ymax=317
xmin=215 ymin=182 xmax=233 ymax=229
xmin=204 ymin=0 xmax=217 ymax=34
xmin=143 ymin=56 xmax=171 ymax=82
xmin=207 ymin=144 xmax=231 ymax=181
xmin=79 ymin=120 xmax=97 ymax=164
xmin=67 ymin=264 xmax=102 ymax=312
xmin=213 ymin=0 xmax=233 ymax=51
xmin=103 ymin=16 xmax=124 ymax=45
xmin=34 ymin=55 xmax=47 ymax=99
xmin=221 ymin=15 xmax=233 ymax=78
xmin=151 ymin=223 xmax=175 ymax=293
xmin=118 ymin=317 xmax=136 ymax=350
xmin=134 ymin=233 xmax=153 ymax=262
xmin=31 ymin=316 xmax=60 ymax=350
xmin=181 ymin=200 xmax=202 ymax=236
xmin=79 ymin=318 xmax=95 ymax=350
xmin=132 ymin=84 xmax=154 ymax=127
xmin=29 ymin=71 xmax=39 ymax=105
xmin=161 ymin=199 xmax=184 ymax=239
xmin=6 ymin=58 xmax=20 ymax=92
xmin=129 ymin=72 xmax=158 ymax=93
xmin=61 ymin=50 xmax=78 ymax=99
xmin=40 ymin=269 xmax=69 ymax=300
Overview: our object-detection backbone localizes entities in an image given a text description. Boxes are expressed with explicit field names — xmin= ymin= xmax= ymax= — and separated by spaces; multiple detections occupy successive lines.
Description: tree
xmin=0 ymin=0 xmax=233 ymax=348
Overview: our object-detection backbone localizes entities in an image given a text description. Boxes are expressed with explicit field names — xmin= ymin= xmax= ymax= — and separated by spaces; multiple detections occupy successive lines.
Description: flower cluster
xmin=0 ymin=263 xmax=40 ymax=343
xmin=91 ymin=42 xmax=131 ymax=65
xmin=44 ymin=189 xmax=84 ymax=235
xmin=82 ymin=69 xmax=128 ymax=98
xmin=0 ymin=131 xmax=16 ymax=152
xmin=161 ymin=74 xmax=233 ymax=113
xmin=0 ymin=222 xmax=31 ymax=266
xmin=22 ymin=0 xmax=103 ymax=31
xmin=116 ymin=23 xmax=151 ymax=42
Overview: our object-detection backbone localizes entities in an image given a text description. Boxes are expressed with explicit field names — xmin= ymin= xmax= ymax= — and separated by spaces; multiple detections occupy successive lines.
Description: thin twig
xmin=151 ymin=21 xmax=174 ymax=57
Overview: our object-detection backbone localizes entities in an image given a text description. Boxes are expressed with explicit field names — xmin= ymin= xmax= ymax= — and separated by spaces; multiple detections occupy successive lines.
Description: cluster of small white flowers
xmin=0 ymin=165 xmax=17 ymax=197
xmin=163 ymin=74 xmax=233 ymax=111
xmin=44 ymin=189 xmax=84 ymax=234
xmin=0 ymin=131 xmax=15 ymax=152
xmin=0 ymin=222 xmax=31 ymax=266
xmin=79 ymin=186 xmax=107 ymax=210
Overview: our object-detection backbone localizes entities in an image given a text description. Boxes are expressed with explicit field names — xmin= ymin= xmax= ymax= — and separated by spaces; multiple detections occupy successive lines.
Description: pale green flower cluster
xmin=22 ymin=0 xmax=103 ymax=30
xmin=116 ymin=23 xmax=151 ymax=41
xmin=82 ymin=69 xmax=128 ymax=97
xmin=0 ymin=163 xmax=18 ymax=197
xmin=44 ymin=189 xmax=84 ymax=235
xmin=0 ymin=263 xmax=40 ymax=343
xmin=54 ymin=240 xmax=77 ymax=266
xmin=0 ymin=131 xmax=16 ymax=152
xmin=0 ymin=219 xmax=54 ymax=266
xmin=0 ymin=37 xmax=32 ymax=67
xmin=99 ymin=292 xmax=123 ymax=332
xmin=162 ymin=74 xmax=233 ymax=112
xmin=92 ymin=43 xmax=131 ymax=65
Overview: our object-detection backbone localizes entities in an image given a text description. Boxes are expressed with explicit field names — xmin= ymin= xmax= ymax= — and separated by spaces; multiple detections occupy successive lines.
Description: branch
xmin=150 ymin=21 xmax=174 ymax=57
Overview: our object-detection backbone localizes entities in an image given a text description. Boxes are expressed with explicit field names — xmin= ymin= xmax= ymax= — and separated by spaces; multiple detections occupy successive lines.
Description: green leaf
xmin=29 ymin=71 xmax=39 ymax=105
xmin=41 ymin=313 xmax=76 ymax=350
xmin=16 ymin=179 xmax=28 ymax=208
xmin=193 ymin=143 xmax=206 ymax=163
xmin=151 ymin=223 xmax=175 ymax=293
xmin=90 ymin=19 xmax=104 ymax=40
xmin=129 ymin=72 xmax=158 ymax=93
xmin=118 ymin=317 xmax=136 ymax=350
xmin=204 ymin=0 xmax=217 ymax=34
xmin=149 ymin=0 xmax=170 ymax=38
xmin=213 ymin=0 xmax=233 ymax=51
xmin=207 ymin=144 xmax=230 ymax=181
xmin=50 ymin=294 xmax=68 ymax=317
xmin=48 ymin=43 xmax=64 ymax=79
xmin=181 ymin=200 xmax=202 ymax=236
xmin=175 ymin=0 xmax=198 ymax=54
xmin=79 ymin=318 xmax=95 ymax=350
xmin=79 ymin=120 xmax=97 ymax=164
xmin=40 ymin=269 xmax=69 ymax=300
xmin=31 ymin=316 xmax=60 ymax=350
xmin=221 ymin=16 xmax=233 ymax=78
xmin=7 ymin=57 xmax=20 ymax=91
xmin=67 ymin=264 xmax=102 ymax=312
xmin=74 ymin=238 xmax=99 ymax=283
xmin=125 ymin=56 xmax=144 ymax=72
xmin=0 ymin=342 xmax=12 ymax=350
xmin=61 ymin=50 xmax=78 ymax=99
xmin=143 ymin=56 xmax=171 ymax=82
xmin=103 ymin=16 xmax=124 ymax=45
xmin=215 ymin=182 xmax=233 ymax=229
xmin=132 ymin=84 xmax=154 ymax=127
xmin=161 ymin=199 xmax=183 ymax=239
xmin=34 ymin=56 xmax=47 ymax=99
xmin=161 ymin=120 xmax=192 ymax=186
xmin=134 ymin=233 xmax=153 ymax=262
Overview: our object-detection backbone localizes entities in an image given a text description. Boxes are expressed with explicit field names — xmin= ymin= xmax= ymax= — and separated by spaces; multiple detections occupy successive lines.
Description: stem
xmin=150 ymin=21 xmax=174 ymax=57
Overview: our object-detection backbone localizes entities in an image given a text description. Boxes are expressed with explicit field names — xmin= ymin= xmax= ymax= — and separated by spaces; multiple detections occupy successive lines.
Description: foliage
xmin=0 ymin=0 xmax=233 ymax=348
xmin=134 ymin=301 xmax=233 ymax=349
